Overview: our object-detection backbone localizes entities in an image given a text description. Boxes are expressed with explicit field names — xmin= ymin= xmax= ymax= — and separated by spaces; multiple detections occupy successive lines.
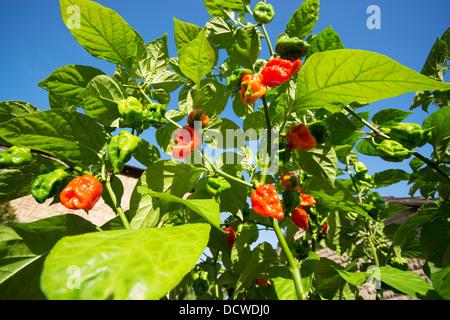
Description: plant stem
xmin=105 ymin=178 xmax=131 ymax=230
xmin=272 ymin=217 xmax=305 ymax=300
xmin=260 ymin=24 xmax=274 ymax=58
xmin=260 ymin=95 xmax=272 ymax=184
xmin=202 ymin=152 xmax=255 ymax=188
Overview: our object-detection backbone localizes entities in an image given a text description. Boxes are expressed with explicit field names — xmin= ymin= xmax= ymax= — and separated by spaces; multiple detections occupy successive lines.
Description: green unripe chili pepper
xmin=307 ymin=121 xmax=330 ymax=144
xmin=352 ymin=162 xmax=374 ymax=187
xmin=364 ymin=191 xmax=387 ymax=220
xmin=375 ymin=140 xmax=415 ymax=162
xmin=388 ymin=122 xmax=432 ymax=149
xmin=31 ymin=168 xmax=70 ymax=204
xmin=206 ymin=176 xmax=231 ymax=196
xmin=353 ymin=161 xmax=369 ymax=174
xmin=107 ymin=130 xmax=142 ymax=174
xmin=118 ymin=97 xmax=144 ymax=126
xmin=0 ymin=146 xmax=32 ymax=168
xmin=275 ymin=33 xmax=311 ymax=60
xmin=142 ymin=102 xmax=167 ymax=129
xmin=253 ymin=2 xmax=275 ymax=24
xmin=192 ymin=271 xmax=209 ymax=296
xmin=389 ymin=256 xmax=409 ymax=271
xmin=226 ymin=68 xmax=252 ymax=94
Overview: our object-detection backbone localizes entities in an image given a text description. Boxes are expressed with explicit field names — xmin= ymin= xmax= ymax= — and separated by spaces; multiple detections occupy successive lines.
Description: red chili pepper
xmin=240 ymin=73 xmax=268 ymax=105
xmin=261 ymin=58 xmax=302 ymax=87
xmin=251 ymin=184 xmax=284 ymax=220
xmin=285 ymin=124 xmax=317 ymax=150
xmin=300 ymin=193 xmax=316 ymax=207
xmin=171 ymin=125 xmax=201 ymax=159
xmin=255 ymin=278 xmax=271 ymax=287
xmin=223 ymin=227 xmax=237 ymax=250
xmin=321 ymin=221 xmax=328 ymax=235
xmin=291 ymin=207 xmax=308 ymax=230
xmin=60 ymin=175 xmax=103 ymax=211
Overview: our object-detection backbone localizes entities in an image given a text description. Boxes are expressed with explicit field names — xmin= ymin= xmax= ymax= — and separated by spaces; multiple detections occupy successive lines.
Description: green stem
xmin=272 ymin=217 xmax=305 ymax=300
xmin=260 ymin=95 xmax=272 ymax=184
xmin=260 ymin=24 xmax=274 ymax=58
xmin=166 ymin=116 xmax=182 ymax=129
xmin=202 ymin=152 xmax=254 ymax=188
xmin=105 ymin=178 xmax=131 ymax=230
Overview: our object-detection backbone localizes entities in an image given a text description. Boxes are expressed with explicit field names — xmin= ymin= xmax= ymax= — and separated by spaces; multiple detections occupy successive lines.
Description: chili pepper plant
xmin=0 ymin=0 xmax=449 ymax=300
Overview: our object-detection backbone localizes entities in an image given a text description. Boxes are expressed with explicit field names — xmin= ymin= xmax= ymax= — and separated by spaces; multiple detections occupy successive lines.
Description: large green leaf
xmin=38 ymin=64 xmax=105 ymax=107
xmin=59 ymin=0 xmax=138 ymax=68
xmin=0 ymin=214 xmax=98 ymax=299
xmin=295 ymin=49 xmax=450 ymax=113
xmin=138 ymin=34 xmax=170 ymax=82
xmin=173 ymin=18 xmax=201 ymax=52
xmin=305 ymin=25 xmax=343 ymax=60
xmin=77 ymin=74 xmax=127 ymax=126
xmin=0 ymin=101 xmax=39 ymax=123
xmin=393 ymin=201 xmax=450 ymax=259
xmin=136 ymin=187 xmax=222 ymax=231
xmin=226 ymin=28 xmax=261 ymax=70
xmin=40 ymin=223 xmax=211 ymax=300
xmin=178 ymin=28 xmax=215 ymax=87
xmin=0 ymin=110 xmax=107 ymax=168
xmin=203 ymin=0 xmax=245 ymax=19
xmin=285 ymin=0 xmax=320 ymax=39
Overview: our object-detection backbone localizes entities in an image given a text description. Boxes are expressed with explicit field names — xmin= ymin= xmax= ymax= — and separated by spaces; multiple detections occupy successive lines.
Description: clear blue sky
xmin=0 ymin=0 xmax=449 ymax=198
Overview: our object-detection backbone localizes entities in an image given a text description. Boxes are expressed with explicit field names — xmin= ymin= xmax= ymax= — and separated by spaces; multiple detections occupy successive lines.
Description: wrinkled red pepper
xmin=171 ymin=125 xmax=201 ymax=159
xmin=251 ymin=184 xmax=284 ymax=220
xmin=261 ymin=58 xmax=302 ymax=87
xmin=285 ymin=124 xmax=317 ymax=150
xmin=240 ymin=73 xmax=268 ymax=105
xmin=291 ymin=206 xmax=308 ymax=230
xmin=60 ymin=175 xmax=103 ymax=211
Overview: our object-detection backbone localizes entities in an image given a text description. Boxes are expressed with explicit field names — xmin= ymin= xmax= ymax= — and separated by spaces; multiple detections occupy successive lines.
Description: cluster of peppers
xmin=171 ymin=109 xmax=210 ymax=160
xmin=227 ymin=29 xmax=311 ymax=106
xmin=117 ymin=96 xmax=167 ymax=133
xmin=374 ymin=122 xmax=431 ymax=162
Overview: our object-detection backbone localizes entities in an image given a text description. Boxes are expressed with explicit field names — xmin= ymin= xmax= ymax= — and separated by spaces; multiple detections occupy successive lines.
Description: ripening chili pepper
xmin=227 ymin=68 xmax=252 ymax=93
xmin=275 ymin=33 xmax=311 ymax=60
xmin=223 ymin=227 xmax=236 ymax=250
xmin=31 ymin=168 xmax=70 ymax=204
xmin=291 ymin=207 xmax=308 ymax=230
xmin=60 ymin=175 xmax=103 ymax=211
xmin=300 ymin=193 xmax=316 ymax=207
xmin=285 ymin=124 xmax=317 ymax=150
xmin=240 ymin=73 xmax=268 ymax=105
xmin=280 ymin=172 xmax=300 ymax=191
xmin=253 ymin=2 xmax=275 ymax=24
xmin=261 ymin=58 xmax=302 ymax=88
xmin=251 ymin=184 xmax=284 ymax=220
xmin=171 ymin=125 xmax=201 ymax=160
xmin=187 ymin=108 xmax=210 ymax=127
xmin=0 ymin=146 xmax=32 ymax=168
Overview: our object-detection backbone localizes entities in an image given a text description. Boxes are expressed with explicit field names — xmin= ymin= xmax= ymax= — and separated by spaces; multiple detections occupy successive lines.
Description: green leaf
xmin=356 ymin=139 xmax=378 ymax=156
xmin=430 ymin=266 xmax=450 ymax=300
xmin=38 ymin=64 xmax=105 ymax=106
xmin=132 ymin=139 xmax=161 ymax=168
xmin=59 ymin=0 xmax=138 ymax=68
xmin=393 ymin=200 xmax=450 ymax=259
xmin=295 ymin=49 xmax=450 ymax=113
xmin=0 ymin=110 xmax=107 ymax=168
xmin=77 ymin=74 xmax=127 ymax=127
xmin=325 ymin=112 xmax=360 ymax=146
xmin=137 ymin=187 xmax=222 ymax=231
xmin=423 ymin=106 xmax=450 ymax=161
xmin=293 ymin=141 xmax=338 ymax=188
xmin=285 ymin=0 xmax=320 ymax=39
xmin=269 ymin=266 xmax=296 ymax=300
xmin=233 ymin=242 xmax=278 ymax=299
xmin=138 ymin=34 xmax=170 ymax=82
xmin=0 ymin=101 xmax=39 ymax=123
xmin=194 ymin=79 xmax=230 ymax=116
xmin=421 ymin=220 xmax=450 ymax=269
xmin=149 ymin=71 xmax=185 ymax=93
xmin=203 ymin=0 xmax=245 ymax=19
xmin=178 ymin=28 xmax=215 ymax=87
xmin=373 ymin=169 xmax=410 ymax=188
xmin=226 ymin=28 xmax=261 ymax=70
xmin=419 ymin=29 xmax=449 ymax=81
xmin=203 ymin=117 xmax=241 ymax=149
xmin=305 ymin=25 xmax=344 ymax=60
xmin=0 ymin=214 xmax=97 ymax=299
xmin=40 ymin=223 xmax=211 ymax=300
xmin=173 ymin=18 xmax=201 ymax=52
xmin=371 ymin=108 xmax=414 ymax=128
